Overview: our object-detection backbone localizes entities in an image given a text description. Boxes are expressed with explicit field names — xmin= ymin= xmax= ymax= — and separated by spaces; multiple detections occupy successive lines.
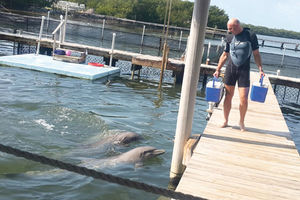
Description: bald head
xmin=227 ymin=18 xmax=243 ymax=35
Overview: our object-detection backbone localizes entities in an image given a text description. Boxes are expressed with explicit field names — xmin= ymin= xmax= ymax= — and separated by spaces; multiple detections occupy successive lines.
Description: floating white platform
xmin=0 ymin=54 xmax=120 ymax=80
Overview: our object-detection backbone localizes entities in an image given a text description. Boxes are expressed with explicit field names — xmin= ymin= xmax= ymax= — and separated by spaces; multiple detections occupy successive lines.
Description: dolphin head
xmin=81 ymin=146 xmax=165 ymax=169
xmin=113 ymin=132 xmax=142 ymax=145
xmin=138 ymin=146 xmax=165 ymax=160
xmin=116 ymin=146 xmax=165 ymax=164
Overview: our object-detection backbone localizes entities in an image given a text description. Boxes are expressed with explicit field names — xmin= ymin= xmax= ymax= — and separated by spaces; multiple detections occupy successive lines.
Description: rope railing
xmin=0 ymin=143 xmax=207 ymax=200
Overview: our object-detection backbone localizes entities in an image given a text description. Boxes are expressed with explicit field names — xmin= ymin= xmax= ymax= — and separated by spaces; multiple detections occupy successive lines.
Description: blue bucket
xmin=250 ymin=75 xmax=268 ymax=103
xmin=206 ymin=77 xmax=223 ymax=103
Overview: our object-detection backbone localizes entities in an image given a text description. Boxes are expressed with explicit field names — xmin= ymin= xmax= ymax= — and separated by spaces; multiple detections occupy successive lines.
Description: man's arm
xmin=213 ymin=51 xmax=228 ymax=77
xmin=252 ymin=49 xmax=265 ymax=76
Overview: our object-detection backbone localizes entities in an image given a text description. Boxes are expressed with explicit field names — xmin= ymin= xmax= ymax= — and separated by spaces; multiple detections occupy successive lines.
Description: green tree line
xmin=0 ymin=0 xmax=56 ymax=10
xmin=66 ymin=0 xmax=300 ymax=39
xmin=68 ymin=0 xmax=229 ymax=29
xmin=243 ymin=24 xmax=300 ymax=40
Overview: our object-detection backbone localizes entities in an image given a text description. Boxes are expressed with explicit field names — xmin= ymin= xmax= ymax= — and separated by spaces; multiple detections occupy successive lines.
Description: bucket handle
xmin=213 ymin=76 xmax=218 ymax=88
xmin=259 ymin=74 xmax=265 ymax=87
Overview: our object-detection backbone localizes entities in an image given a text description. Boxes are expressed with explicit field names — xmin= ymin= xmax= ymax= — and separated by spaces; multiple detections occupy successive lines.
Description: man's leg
xmin=238 ymin=87 xmax=250 ymax=131
xmin=222 ymin=84 xmax=235 ymax=127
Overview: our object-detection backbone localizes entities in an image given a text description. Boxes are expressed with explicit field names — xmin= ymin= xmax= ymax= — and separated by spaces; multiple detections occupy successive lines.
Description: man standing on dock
xmin=213 ymin=18 xmax=264 ymax=131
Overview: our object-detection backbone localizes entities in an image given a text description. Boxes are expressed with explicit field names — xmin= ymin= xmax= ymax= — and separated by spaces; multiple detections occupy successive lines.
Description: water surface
xmin=0 ymin=65 xmax=208 ymax=199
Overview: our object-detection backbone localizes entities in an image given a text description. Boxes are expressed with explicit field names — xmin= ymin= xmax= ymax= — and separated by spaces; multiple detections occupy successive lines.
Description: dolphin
xmin=24 ymin=146 xmax=165 ymax=177
xmin=111 ymin=131 xmax=143 ymax=145
xmin=89 ymin=131 xmax=143 ymax=147
xmin=81 ymin=146 xmax=165 ymax=169
xmin=66 ymin=131 xmax=143 ymax=159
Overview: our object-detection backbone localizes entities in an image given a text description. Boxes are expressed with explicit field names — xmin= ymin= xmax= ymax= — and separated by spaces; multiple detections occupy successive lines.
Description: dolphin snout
xmin=152 ymin=149 xmax=165 ymax=156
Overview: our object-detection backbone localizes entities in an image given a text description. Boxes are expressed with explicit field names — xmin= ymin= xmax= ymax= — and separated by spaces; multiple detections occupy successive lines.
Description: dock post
xmin=170 ymin=0 xmax=210 ymax=184
xmin=101 ymin=19 xmax=106 ymax=44
xmin=59 ymin=15 xmax=63 ymax=48
xmin=62 ymin=5 xmax=68 ymax=43
xmin=46 ymin=11 xmax=50 ymax=35
xmin=206 ymin=41 xmax=211 ymax=64
xmin=178 ymin=30 xmax=183 ymax=50
xmin=13 ymin=42 xmax=15 ymax=55
xmin=109 ymin=33 xmax=116 ymax=67
xmin=280 ymin=46 xmax=286 ymax=67
xmin=159 ymin=42 xmax=169 ymax=88
xmin=17 ymin=43 xmax=21 ymax=55
xmin=283 ymin=86 xmax=287 ymax=100
xmin=158 ymin=37 xmax=162 ymax=56
xmin=36 ymin=16 xmax=45 ymax=55
xmin=140 ymin=25 xmax=146 ymax=53
xmin=216 ymin=37 xmax=224 ymax=55
xmin=26 ymin=17 xmax=29 ymax=32
xmin=273 ymin=70 xmax=280 ymax=92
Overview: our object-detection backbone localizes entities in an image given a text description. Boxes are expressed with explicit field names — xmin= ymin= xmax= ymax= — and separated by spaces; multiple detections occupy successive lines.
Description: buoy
xmin=88 ymin=62 xmax=104 ymax=67
xmin=66 ymin=50 xmax=72 ymax=56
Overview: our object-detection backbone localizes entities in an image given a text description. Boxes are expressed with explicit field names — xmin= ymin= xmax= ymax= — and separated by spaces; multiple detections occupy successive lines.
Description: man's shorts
xmin=224 ymin=65 xmax=250 ymax=87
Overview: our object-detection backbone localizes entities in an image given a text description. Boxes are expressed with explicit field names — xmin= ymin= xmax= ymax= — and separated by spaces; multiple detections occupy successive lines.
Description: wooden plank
xmin=178 ymin=167 xmax=300 ymax=200
xmin=198 ymin=134 xmax=298 ymax=157
xmin=131 ymin=55 xmax=184 ymax=72
xmin=176 ymin=71 xmax=300 ymax=200
xmin=194 ymin=149 xmax=300 ymax=176
xmin=188 ymin=156 xmax=300 ymax=189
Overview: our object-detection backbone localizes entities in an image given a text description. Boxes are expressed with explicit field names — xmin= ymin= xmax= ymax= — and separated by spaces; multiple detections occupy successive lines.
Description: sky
xmin=197 ymin=0 xmax=300 ymax=32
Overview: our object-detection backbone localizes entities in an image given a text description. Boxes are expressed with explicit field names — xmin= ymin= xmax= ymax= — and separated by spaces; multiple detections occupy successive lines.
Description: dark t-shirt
xmin=224 ymin=28 xmax=259 ymax=70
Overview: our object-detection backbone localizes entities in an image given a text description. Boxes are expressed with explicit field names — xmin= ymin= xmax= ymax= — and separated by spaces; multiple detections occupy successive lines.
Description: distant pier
xmin=1 ymin=30 xmax=300 ymax=87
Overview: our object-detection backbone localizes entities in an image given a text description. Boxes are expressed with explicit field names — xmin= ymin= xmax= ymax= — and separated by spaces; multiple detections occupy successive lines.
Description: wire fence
xmin=273 ymin=84 xmax=300 ymax=104
xmin=0 ymin=9 xmax=299 ymax=102
xmin=6 ymin=42 xmax=175 ymax=83
xmin=2 ymin=10 xmax=300 ymax=68
xmin=0 ymin=40 xmax=298 ymax=101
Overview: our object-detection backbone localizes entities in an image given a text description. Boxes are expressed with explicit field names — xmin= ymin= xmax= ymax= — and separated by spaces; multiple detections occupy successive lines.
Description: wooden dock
xmin=1 ymin=31 xmax=300 ymax=86
xmin=176 ymin=72 xmax=300 ymax=200
xmin=0 ymin=31 xmax=184 ymax=68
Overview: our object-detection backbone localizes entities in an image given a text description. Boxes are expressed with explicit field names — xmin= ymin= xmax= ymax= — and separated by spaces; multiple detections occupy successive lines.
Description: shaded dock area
xmin=176 ymin=72 xmax=300 ymax=199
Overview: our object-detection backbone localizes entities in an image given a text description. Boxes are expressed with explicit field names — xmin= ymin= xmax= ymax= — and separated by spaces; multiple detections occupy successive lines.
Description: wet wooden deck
xmin=176 ymin=72 xmax=300 ymax=200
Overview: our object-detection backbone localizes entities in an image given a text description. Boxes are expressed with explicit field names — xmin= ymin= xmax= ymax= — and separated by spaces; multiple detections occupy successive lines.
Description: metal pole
xmin=283 ymin=86 xmax=287 ymax=101
xmin=109 ymin=33 xmax=116 ymax=67
xmin=46 ymin=11 xmax=50 ymax=35
xmin=170 ymin=0 xmax=210 ymax=179
xmin=36 ymin=16 xmax=45 ymax=55
xmin=216 ymin=37 xmax=223 ymax=53
xmin=101 ymin=19 xmax=106 ymax=42
xmin=178 ymin=30 xmax=183 ymax=50
xmin=164 ymin=0 xmax=172 ymax=43
xmin=63 ymin=5 xmax=68 ymax=43
xmin=140 ymin=25 xmax=146 ymax=53
xmin=159 ymin=42 xmax=169 ymax=88
xmin=59 ymin=15 xmax=63 ymax=48
xmin=159 ymin=0 xmax=170 ymax=56
xmin=280 ymin=46 xmax=286 ymax=67
xmin=13 ymin=42 xmax=15 ymax=55
xmin=206 ymin=41 xmax=211 ymax=64
xmin=52 ymin=34 xmax=56 ymax=56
